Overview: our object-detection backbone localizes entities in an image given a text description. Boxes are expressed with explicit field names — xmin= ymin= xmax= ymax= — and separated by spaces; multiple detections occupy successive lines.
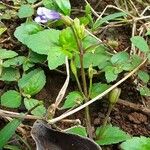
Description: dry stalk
xmin=84 ymin=0 xmax=100 ymax=17
xmin=54 ymin=57 xmax=70 ymax=107
xmin=0 ymin=109 xmax=41 ymax=120
xmin=48 ymin=58 xmax=147 ymax=124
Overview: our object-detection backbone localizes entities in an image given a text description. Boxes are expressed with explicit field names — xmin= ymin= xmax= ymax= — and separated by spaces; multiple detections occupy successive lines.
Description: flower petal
xmin=35 ymin=16 xmax=48 ymax=23
xmin=35 ymin=7 xmax=61 ymax=23
xmin=45 ymin=11 xmax=60 ymax=20
xmin=37 ymin=7 xmax=50 ymax=16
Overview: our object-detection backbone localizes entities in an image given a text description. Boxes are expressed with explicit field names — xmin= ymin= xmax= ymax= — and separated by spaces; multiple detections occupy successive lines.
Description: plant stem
xmin=97 ymin=104 xmax=114 ymax=139
xmin=0 ymin=59 xmax=3 ymax=76
xmin=88 ymin=77 xmax=93 ymax=99
xmin=71 ymin=26 xmax=93 ymax=138
xmin=47 ymin=58 xmax=147 ymax=124
xmin=74 ymin=75 xmax=84 ymax=94
xmin=102 ymin=104 xmax=113 ymax=127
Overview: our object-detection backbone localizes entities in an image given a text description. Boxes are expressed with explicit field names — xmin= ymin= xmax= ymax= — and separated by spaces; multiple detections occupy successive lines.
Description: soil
xmin=0 ymin=0 xmax=150 ymax=150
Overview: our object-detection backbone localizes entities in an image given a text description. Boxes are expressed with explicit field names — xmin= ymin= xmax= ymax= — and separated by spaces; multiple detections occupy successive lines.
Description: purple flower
xmin=35 ymin=7 xmax=61 ymax=23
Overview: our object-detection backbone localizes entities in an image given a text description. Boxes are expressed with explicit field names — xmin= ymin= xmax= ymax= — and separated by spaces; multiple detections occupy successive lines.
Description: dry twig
xmin=48 ymin=58 xmax=147 ymax=124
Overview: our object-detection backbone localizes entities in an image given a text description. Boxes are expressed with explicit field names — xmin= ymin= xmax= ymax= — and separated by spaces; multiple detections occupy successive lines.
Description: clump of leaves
xmin=0 ymin=0 xmax=150 ymax=149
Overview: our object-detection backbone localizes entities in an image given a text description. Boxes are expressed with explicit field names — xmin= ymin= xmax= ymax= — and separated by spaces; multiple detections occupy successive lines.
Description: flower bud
xmin=88 ymin=65 xmax=97 ymax=79
xmin=70 ymin=59 xmax=77 ymax=76
xmin=109 ymin=88 xmax=121 ymax=105
xmin=73 ymin=18 xmax=85 ymax=39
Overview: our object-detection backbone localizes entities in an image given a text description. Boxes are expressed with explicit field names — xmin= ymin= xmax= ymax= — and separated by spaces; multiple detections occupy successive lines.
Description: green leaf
xmin=1 ymin=90 xmax=22 ymax=108
xmin=18 ymin=68 xmax=46 ymax=96
xmin=43 ymin=0 xmax=59 ymax=10
xmin=55 ymin=0 xmax=71 ymax=15
xmin=111 ymin=52 xmax=129 ymax=64
xmin=47 ymin=46 xmax=66 ymax=70
xmin=62 ymin=91 xmax=84 ymax=109
xmin=93 ymin=12 xmax=127 ymax=29
xmin=90 ymin=83 xmax=110 ymax=98
xmin=146 ymin=30 xmax=150 ymax=36
xmin=104 ymin=66 xmax=118 ymax=83
xmin=126 ymin=55 xmax=142 ymax=70
xmin=0 ymin=68 xmax=20 ymax=81
xmin=3 ymin=56 xmax=26 ymax=67
xmin=0 ymin=10 xmax=17 ymax=20
xmin=98 ymin=61 xmax=112 ymax=69
xmin=96 ymin=125 xmax=130 ymax=145
xmin=29 ymin=51 xmax=47 ymax=63
xmin=120 ymin=136 xmax=150 ymax=150
xmin=131 ymin=36 xmax=149 ymax=52
xmin=0 ymin=26 xmax=7 ymax=36
xmin=121 ymin=55 xmax=141 ymax=71
xmin=0 ymin=49 xmax=18 ymax=59
xmin=0 ymin=119 xmax=22 ymax=148
xmin=65 ymin=125 xmax=87 ymax=137
xmin=138 ymin=70 xmax=149 ymax=83
xmin=18 ymin=4 xmax=34 ymax=18
xmin=23 ymin=61 xmax=35 ymax=71
xmin=24 ymin=98 xmax=46 ymax=117
xmin=59 ymin=27 xmax=77 ymax=54
xmin=25 ymin=29 xmax=60 ymax=55
xmin=14 ymin=22 xmax=42 ymax=44
xmin=139 ymin=86 xmax=150 ymax=97
xmin=27 ymin=0 xmax=37 ymax=3
xmin=75 ymin=47 xmax=110 ymax=68
xmin=4 ymin=145 xmax=21 ymax=150
xmin=83 ymin=35 xmax=100 ymax=49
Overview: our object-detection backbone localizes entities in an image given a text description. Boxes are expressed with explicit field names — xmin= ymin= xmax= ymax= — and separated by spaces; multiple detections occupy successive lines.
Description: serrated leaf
xmin=98 ymin=61 xmax=112 ymax=69
xmin=29 ymin=51 xmax=47 ymax=63
xmin=93 ymin=12 xmax=127 ymax=29
xmin=104 ymin=66 xmax=118 ymax=83
xmin=139 ymin=86 xmax=150 ymax=97
xmin=3 ymin=56 xmax=26 ymax=67
xmin=121 ymin=136 xmax=150 ymax=150
xmin=24 ymin=98 xmax=46 ymax=117
xmin=0 ymin=68 xmax=20 ymax=81
xmin=55 ymin=0 xmax=71 ymax=15
xmin=0 ymin=119 xmax=22 ymax=148
xmin=0 ymin=49 xmax=18 ymax=59
xmin=111 ymin=52 xmax=129 ymax=64
xmin=47 ymin=46 xmax=66 ymax=70
xmin=83 ymin=35 xmax=100 ymax=49
xmin=18 ymin=4 xmax=34 ymax=18
xmin=131 ymin=36 xmax=149 ymax=52
xmin=96 ymin=125 xmax=130 ymax=145
xmin=18 ymin=68 xmax=46 ymax=96
xmin=128 ymin=55 xmax=142 ymax=70
xmin=27 ymin=0 xmax=37 ymax=3
xmin=90 ymin=83 xmax=110 ymax=98
xmin=62 ymin=91 xmax=83 ymax=109
xmin=138 ymin=70 xmax=149 ymax=83
xmin=1 ymin=90 xmax=22 ymax=108
xmin=25 ymin=29 xmax=60 ymax=55
xmin=23 ymin=61 xmax=35 ymax=71
xmin=65 ymin=125 xmax=87 ymax=137
xmin=75 ymin=47 xmax=110 ymax=68
xmin=59 ymin=27 xmax=77 ymax=54
xmin=43 ymin=0 xmax=59 ymax=10
xmin=14 ymin=22 xmax=42 ymax=44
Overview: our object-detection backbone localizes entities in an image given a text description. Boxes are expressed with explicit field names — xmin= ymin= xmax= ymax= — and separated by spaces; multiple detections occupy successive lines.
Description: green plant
xmin=0 ymin=0 xmax=150 ymax=149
